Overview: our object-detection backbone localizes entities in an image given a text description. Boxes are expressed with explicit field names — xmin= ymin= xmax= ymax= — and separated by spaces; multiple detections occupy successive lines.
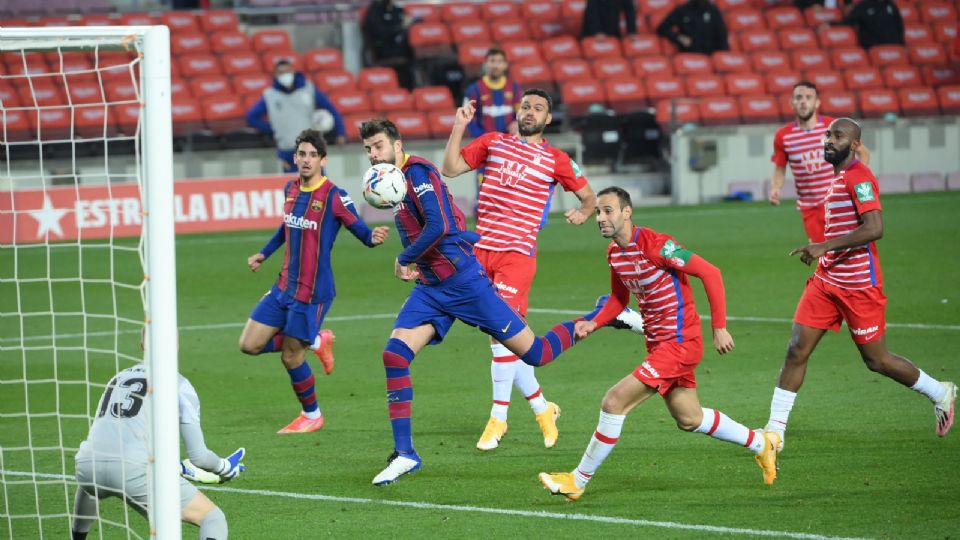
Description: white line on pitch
xmin=0 ymin=470 xmax=869 ymax=540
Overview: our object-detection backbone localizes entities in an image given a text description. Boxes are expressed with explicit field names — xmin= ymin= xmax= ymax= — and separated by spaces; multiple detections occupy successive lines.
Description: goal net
xmin=0 ymin=26 xmax=180 ymax=538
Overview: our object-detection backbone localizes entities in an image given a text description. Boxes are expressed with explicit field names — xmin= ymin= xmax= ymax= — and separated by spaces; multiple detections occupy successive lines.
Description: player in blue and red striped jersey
xmin=239 ymin=129 xmax=389 ymax=434
xmin=538 ymin=186 xmax=780 ymax=502
xmin=463 ymin=47 xmax=522 ymax=138
xmin=359 ymin=119 xmax=586 ymax=486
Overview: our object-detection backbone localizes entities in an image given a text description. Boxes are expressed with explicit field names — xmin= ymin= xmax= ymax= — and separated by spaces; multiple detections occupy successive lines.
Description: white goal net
xmin=0 ymin=26 xmax=180 ymax=538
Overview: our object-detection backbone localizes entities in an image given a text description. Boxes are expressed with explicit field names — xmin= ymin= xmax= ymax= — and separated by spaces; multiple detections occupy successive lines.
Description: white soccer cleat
xmin=934 ymin=381 xmax=957 ymax=437
xmin=372 ymin=451 xmax=422 ymax=486
xmin=615 ymin=308 xmax=645 ymax=335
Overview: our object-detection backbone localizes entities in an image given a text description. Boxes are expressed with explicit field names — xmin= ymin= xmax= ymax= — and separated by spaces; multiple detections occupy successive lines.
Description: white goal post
xmin=0 ymin=25 xmax=180 ymax=538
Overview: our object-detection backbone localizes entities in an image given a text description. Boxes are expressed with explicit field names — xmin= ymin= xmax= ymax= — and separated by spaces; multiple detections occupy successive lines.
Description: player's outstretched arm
xmin=790 ymin=210 xmax=883 ymax=266
xmin=253 ymin=223 xmax=285 ymax=268
xmin=441 ymin=100 xmax=476 ymax=178
xmin=565 ymin=184 xmax=597 ymax=225
xmin=713 ymin=328 xmax=735 ymax=355
xmin=248 ymin=252 xmax=265 ymax=272
xmin=370 ymin=226 xmax=389 ymax=245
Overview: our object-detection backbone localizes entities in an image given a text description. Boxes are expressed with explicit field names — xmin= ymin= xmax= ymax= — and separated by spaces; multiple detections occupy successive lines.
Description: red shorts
xmin=474 ymin=248 xmax=536 ymax=316
xmin=799 ymin=204 xmax=826 ymax=243
xmin=631 ymin=338 xmax=703 ymax=396
xmin=794 ymin=276 xmax=887 ymax=345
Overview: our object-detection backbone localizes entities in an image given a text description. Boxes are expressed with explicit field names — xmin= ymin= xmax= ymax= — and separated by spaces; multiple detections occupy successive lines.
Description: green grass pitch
xmin=2 ymin=192 xmax=959 ymax=539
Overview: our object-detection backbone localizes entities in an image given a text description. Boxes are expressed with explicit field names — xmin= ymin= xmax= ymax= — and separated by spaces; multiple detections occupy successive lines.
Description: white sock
xmin=490 ymin=343 xmax=516 ymax=421
xmin=574 ymin=410 xmax=625 ymax=488
xmin=303 ymin=408 xmax=321 ymax=420
xmin=767 ymin=387 xmax=797 ymax=433
xmin=911 ymin=369 xmax=946 ymax=402
xmin=696 ymin=407 xmax=765 ymax=453
xmin=514 ymin=361 xmax=547 ymax=414
xmin=310 ymin=333 xmax=322 ymax=350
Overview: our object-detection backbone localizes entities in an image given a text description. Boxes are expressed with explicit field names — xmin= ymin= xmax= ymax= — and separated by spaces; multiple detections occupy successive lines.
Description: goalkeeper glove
xmin=180 ymin=459 xmax=223 ymax=484
xmin=216 ymin=447 xmax=245 ymax=481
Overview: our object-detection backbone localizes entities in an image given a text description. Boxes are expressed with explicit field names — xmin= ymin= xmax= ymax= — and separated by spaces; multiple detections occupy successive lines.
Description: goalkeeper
xmin=72 ymin=360 xmax=244 ymax=540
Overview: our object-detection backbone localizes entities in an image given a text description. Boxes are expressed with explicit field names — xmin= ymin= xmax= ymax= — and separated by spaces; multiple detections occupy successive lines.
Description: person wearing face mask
xmin=246 ymin=59 xmax=347 ymax=173
xmin=655 ymin=0 xmax=729 ymax=55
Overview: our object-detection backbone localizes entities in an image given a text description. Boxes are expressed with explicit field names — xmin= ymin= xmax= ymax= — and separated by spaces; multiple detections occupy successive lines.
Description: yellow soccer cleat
xmin=538 ymin=472 xmax=584 ymax=501
xmin=535 ymin=402 xmax=561 ymax=448
xmin=476 ymin=417 xmax=508 ymax=451
xmin=755 ymin=430 xmax=781 ymax=485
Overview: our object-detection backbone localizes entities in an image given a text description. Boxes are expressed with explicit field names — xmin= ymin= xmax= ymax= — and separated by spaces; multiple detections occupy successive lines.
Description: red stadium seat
xmin=844 ymin=67 xmax=883 ymax=91
xmin=171 ymin=97 xmax=203 ymax=137
xmin=645 ymin=76 xmax=686 ymax=102
xmin=329 ymin=90 xmax=373 ymax=115
xmin=313 ymin=69 xmax=357 ymax=93
xmin=904 ymin=23 xmax=934 ymax=45
xmin=934 ymin=23 xmax=957 ymax=43
xmin=765 ymin=7 xmax=804 ymax=29
xmin=779 ymin=29 xmax=817 ymax=51
xmin=171 ymin=33 xmax=209 ymax=55
xmin=81 ymin=14 xmax=114 ymax=26
xmin=303 ymin=48 xmax=343 ymax=72
xmin=582 ymin=36 xmax=623 ymax=59
xmin=869 ymin=45 xmax=909 ymax=67
xmin=358 ymin=67 xmax=399 ymax=90
xmin=171 ymin=78 xmax=192 ymax=99
xmin=67 ymin=82 xmax=104 ymax=105
xmin=210 ymin=31 xmax=253 ymax=54
xmin=560 ymin=80 xmax=606 ymax=118
xmin=791 ymin=50 xmax=830 ymax=72
xmin=858 ymin=89 xmax=899 ymax=118
xmin=766 ymin=71 xmax=801 ymax=94
xmin=923 ymin=65 xmax=960 ymax=87
xmin=200 ymin=10 xmax=239 ymax=33
xmin=725 ymin=73 xmax=765 ymax=96
xmin=491 ymin=19 xmax=529 ymax=42
xmin=117 ymin=13 xmax=155 ymax=26
xmin=0 ymin=109 xmax=32 ymax=142
xmin=712 ymin=52 xmax=750 ymax=73
xmin=17 ymin=81 xmax=64 ymax=107
xmin=817 ymin=26 xmax=858 ymax=49
xmin=29 ymin=106 xmax=72 ymax=141
xmin=726 ymin=9 xmax=765 ymax=32
xmin=805 ymin=7 xmax=841 ymax=26
xmin=404 ymin=4 xmax=441 ymax=22
xmin=178 ymin=54 xmax=220 ymax=78
xmin=672 ymin=53 xmax=712 ymax=76
xmin=622 ymin=34 xmax=662 ymax=57
xmin=805 ymin=70 xmax=845 ymax=92
xmin=114 ymin=103 xmax=140 ymax=135
xmin=655 ymin=98 xmax=699 ymax=126
xmin=408 ymin=22 xmax=453 ymax=58
xmin=252 ymin=30 xmax=292 ymax=53
xmin=832 ymin=47 xmax=869 ymax=70
xmin=739 ymin=95 xmax=781 ymax=123
xmin=4 ymin=52 xmax=48 ymax=76
xmin=819 ymin=91 xmax=858 ymax=116
xmin=202 ymin=95 xmax=246 ymax=134
xmin=441 ymin=3 xmax=480 ymax=22
xmin=220 ymin=52 xmax=262 ymax=76
xmin=458 ymin=42 xmax=492 ymax=78
xmin=592 ymin=58 xmax=633 ymax=80
xmin=161 ymin=11 xmax=199 ymax=33
xmin=481 ymin=2 xmax=520 ymax=20
xmin=882 ymin=65 xmax=922 ymax=89
xmin=232 ymin=73 xmax=272 ymax=98
xmin=700 ymin=97 xmax=740 ymax=126
xmin=512 ymin=62 xmax=554 ymax=90
xmin=59 ymin=55 xmax=96 ymax=83
xmin=633 ymin=56 xmax=673 ymax=78
xmin=530 ymin=20 xmax=568 ymax=40
xmin=412 ymin=86 xmax=454 ymax=111
xmin=686 ymin=75 xmax=723 ymax=98
xmin=551 ymin=59 xmax=592 ymax=83
xmin=502 ymin=41 xmax=542 ymax=63
xmin=342 ymin=113 xmax=370 ymax=142
xmin=640 ymin=0 xmax=679 ymax=11
xmin=371 ymin=88 xmax=413 ymax=114
xmin=74 ymin=104 xmax=117 ymax=138
xmin=739 ymin=31 xmax=777 ymax=53
xmin=427 ymin=110 xmax=457 ymax=139
xmin=898 ymin=87 xmax=940 ymax=116
xmin=716 ymin=0 xmax=753 ymax=9
xmin=542 ymin=36 xmax=582 ymax=62
xmin=449 ymin=21 xmax=489 ymax=44
xmin=908 ymin=43 xmax=947 ymax=65
xmin=938 ymin=85 xmax=960 ymax=114
xmin=751 ymin=51 xmax=790 ymax=73
xmin=388 ymin=111 xmax=431 ymax=140
xmin=0 ymin=81 xmax=20 ymax=107
xmin=522 ymin=0 xmax=561 ymax=21
xmin=561 ymin=0 xmax=587 ymax=35
xmin=604 ymin=78 xmax=647 ymax=113
xmin=190 ymin=75 xmax=231 ymax=99
xmin=920 ymin=3 xmax=957 ymax=24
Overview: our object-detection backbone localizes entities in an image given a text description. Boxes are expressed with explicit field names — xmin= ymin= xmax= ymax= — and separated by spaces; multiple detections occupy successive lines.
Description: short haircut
xmin=359 ymin=118 xmax=401 ymax=142
xmin=294 ymin=129 xmax=327 ymax=157
xmin=485 ymin=47 xmax=507 ymax=61
xmin=792 ymin=81 xmax=818 ymax=95
xmin=274 ymin=58 xmax=292 ymax=69
xmin=521 ymin=88 xmax=553 ymax=113
xmin=597 ymin=186 xmax=632 ymax=209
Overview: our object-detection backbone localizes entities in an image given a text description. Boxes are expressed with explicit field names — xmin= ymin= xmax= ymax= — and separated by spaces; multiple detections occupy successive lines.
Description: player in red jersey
xmin=442 ymin=89 xmax=643 ymax=452
xmin=538 ymin=186 xmax=779 ymax=501
xmin=763 ymin=118 xmax=956 ymax=453
xmin=770 ymin=81 xmax=869 ymax=243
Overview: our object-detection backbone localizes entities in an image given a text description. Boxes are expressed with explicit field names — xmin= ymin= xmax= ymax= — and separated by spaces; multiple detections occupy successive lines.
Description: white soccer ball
xmin=312 ymin=109 xmax=335 ymax=133
xmin=362 ymin=163 xmax=407 ymax=209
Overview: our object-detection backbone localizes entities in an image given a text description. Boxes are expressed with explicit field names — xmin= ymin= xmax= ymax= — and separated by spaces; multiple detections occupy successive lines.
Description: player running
xmin=538 ymin=186 xmax=780 ymax=501
xmin=72 ymin=358 xmax=243 ymax=539
xmin=361 ymin=119 xmax=587 ymax=486
xmin=239 ymin=129 xmax=389 ymax=433
xmin=762 ymin=118 xmax=956 ymax=453
xmin=770 ymin=81 xmax=869 ymax=242
xmin=443 ymin=89 xmax=643 ymax=452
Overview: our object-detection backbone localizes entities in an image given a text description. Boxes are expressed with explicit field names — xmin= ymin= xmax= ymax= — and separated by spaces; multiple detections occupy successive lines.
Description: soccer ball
xmin=362 ymin=163 xmax=406 ymax=209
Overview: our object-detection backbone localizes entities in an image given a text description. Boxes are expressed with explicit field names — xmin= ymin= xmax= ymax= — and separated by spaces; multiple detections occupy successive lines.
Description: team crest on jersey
xmin=311 ymin=199 xmax=324 ymax=211
xmin=660 ymin=239 xmax=692 ymax=267
xmin=500 ymin=161 xmax=527 ymax=186
xmin=855 ymin=182 xmax=874 ymax=202
xmin=800 ymin=149 xmax=824 ymax=173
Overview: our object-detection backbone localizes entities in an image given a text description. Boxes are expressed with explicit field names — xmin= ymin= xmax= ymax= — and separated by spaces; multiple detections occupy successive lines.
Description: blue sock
xmin=259 ymin=333 xmax=283 ymax=354
xmin=383 ymin=338 xmax=417 ymax=455
xmin=520 ymin=321 xmax=578 ymax=367
xmin=286 ymin=361 xmax=319 ymax=414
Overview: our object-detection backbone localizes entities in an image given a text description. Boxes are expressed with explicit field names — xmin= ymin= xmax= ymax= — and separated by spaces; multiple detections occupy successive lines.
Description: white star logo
xmin=27 ymin=195 xmax=69 ymax=239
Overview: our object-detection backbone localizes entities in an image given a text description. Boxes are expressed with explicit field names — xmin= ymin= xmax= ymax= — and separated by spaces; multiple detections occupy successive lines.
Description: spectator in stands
xmin=246 ymin=59 xmax=346 ymax=174
xmin=463 ymin=48 xmax=522 ymax=138
xmin=581 ymin=0 xmax=638 ymax=39
xmin=362 ymin=0 xmax=416 ymax=89
xmin=656 ymin=0 xmax=729 ymax=55
xmin=832 ymin=0 xmax=904 ymax=49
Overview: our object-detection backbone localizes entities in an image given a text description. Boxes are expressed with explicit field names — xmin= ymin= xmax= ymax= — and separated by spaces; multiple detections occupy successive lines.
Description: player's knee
xmin=198 ymin=506 xmax=228 ymax=539
xmin=784 ymin=337 xmax=812 ymax=364
xmin=674 ymin=416 xmax=700 ymax=432
xmin=383 ymin=338 xmax=413 ymax=369
xmin=860 ymin=352 xmax=886 ymax=373
xmin=238 ymin=336 xmax=259 ymax=355
xmin=600 ymin=392 xmax=627 ymax=415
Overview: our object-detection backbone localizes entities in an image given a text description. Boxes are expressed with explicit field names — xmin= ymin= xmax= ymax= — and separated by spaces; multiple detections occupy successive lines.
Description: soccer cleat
xmin=596 ymin=295 xmax=644 ymax=334
xmin=538 ymin=472 xmax=584 ymax=501
xmin=476 ymin=417 xmax=508 ymax=451
xmin=372 ymin=450 xmax=421 ymax=486
xmin=535 ymin=402 xmax=561 ymax=448
xmin=762 ymin=423 xmax=785 ymax=453
xmin=934 ymin=381 xmax=957 ymax=437
xmin=754 ymin=431 xmax=780 ymax=485
xmin=312 ymin=329 xmax=336 ymax=375
xmin=277 ymin=412 xmax=325 ymax=434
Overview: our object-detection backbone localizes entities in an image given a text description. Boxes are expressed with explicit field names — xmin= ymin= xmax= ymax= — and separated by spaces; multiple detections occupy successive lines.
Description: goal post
xmin=0 ymin=25 xmax=180 ymax=538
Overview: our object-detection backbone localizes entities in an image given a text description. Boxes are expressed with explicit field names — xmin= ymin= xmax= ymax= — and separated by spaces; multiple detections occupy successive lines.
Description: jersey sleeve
xmin=552 ymin=150 xmax=588 ymax=192
xmin=844 ymin=166 xmax=882 ymax=215
xmin=644 ymin=230 xmax=727 ymax=328
xmin=642 ymin=229 xmax=695 ymax=272
xmin=460 ymin=132 xmax=498 ymax=170
xmin=771 ymin=126 xmax=788 ymax=167
xmin=330 ymin=187 xmax=377 ymax=247
xmin=178 ymin=375 xmax=201 ymax=426
xmin=397 ymin=164 xmax=454 ymax=265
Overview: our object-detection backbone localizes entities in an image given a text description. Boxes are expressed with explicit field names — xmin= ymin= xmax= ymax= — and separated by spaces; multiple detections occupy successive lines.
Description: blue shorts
xmin=250 ymin=284 xmax=331 ymax=342
xmin=393 ymin=265 xmax=526 ymax=346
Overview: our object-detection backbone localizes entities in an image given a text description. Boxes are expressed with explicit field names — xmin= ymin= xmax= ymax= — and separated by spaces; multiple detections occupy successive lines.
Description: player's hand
xmin=789 ymin=243 xmax=827 ymax=266
xmin=677 ymin=35 xmax=692 ymax=48
xmin=217 ymin=447 xmax=246 ymax=482
xmin=370 ymin=226 xmax=389 ymax=246
xmin=768 ymin=188 xmax=781 ymax=206
xmin=574 ymin=320 xmax=598 ymax=340
xmin=564 ymin=207 xmax=590 ymax=225
xmin=455 ymin=100 xmax=476 ymax=128
xmin=248 ymin=253 xmax=265 ymax=272
xmin=180 ymin=459 xmax=222 ymax=484
xmin=713 ymin=328 xmax=735 ymax=355
xmin=394 ymin=258 xmax=419 ymax=282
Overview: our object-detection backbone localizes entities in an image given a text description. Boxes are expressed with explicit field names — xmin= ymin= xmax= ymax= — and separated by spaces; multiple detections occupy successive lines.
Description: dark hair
xmin=294 ymin=129 xmax=327 ymax=157
xmin=485 ymin=47 xmax=507 ymax=61
xmin=597 ymin=186 xmax=632 ymax=209
xmin=359 ymin=118 xmax=401 ymax=142
xmin=274 ymin=58 xmax=292 ymax=68
xmin=792 ymin=80 xmax=818 ymax=95
xmin=521 ymin=88 xmax=553 ymax=113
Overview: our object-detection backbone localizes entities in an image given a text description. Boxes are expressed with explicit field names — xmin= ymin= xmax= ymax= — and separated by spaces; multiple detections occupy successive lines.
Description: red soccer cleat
xmin=313 ymin=329 xmax=336 ymax=375
xmin=277 ymin=412 xmax=325 ymax=434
